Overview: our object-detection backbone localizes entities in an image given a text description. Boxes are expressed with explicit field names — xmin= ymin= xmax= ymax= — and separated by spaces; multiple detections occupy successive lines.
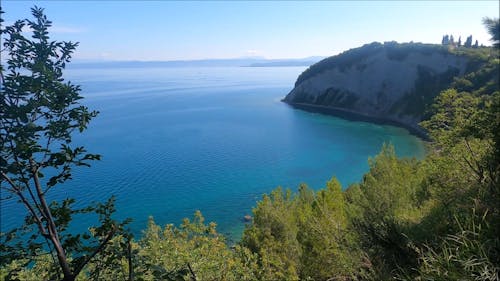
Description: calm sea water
xmin=1 ymin=66 xmax=425 ymax=240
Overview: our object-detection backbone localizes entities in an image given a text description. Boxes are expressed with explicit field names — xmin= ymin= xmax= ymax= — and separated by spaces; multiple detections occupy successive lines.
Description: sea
xmin=0 ymin=65 xmax=426 ymax=241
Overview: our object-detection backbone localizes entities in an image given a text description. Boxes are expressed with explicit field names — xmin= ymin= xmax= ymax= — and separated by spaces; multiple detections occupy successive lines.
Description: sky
xmin=1 ymin=1 xmax=499 ymax=61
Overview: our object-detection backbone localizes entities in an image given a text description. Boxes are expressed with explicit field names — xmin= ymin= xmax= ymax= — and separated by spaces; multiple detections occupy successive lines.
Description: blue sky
xmin=2 ymin=1 xmax=498 ymax=61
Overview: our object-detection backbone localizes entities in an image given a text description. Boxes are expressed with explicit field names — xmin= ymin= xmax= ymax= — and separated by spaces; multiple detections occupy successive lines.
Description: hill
xmin=283 ymin=42 xmax=492 ymax=135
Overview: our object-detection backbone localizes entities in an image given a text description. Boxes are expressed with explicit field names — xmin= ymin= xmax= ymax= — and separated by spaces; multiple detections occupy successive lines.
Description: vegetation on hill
xmin=1 ymin=7 xmax=499 ymax=281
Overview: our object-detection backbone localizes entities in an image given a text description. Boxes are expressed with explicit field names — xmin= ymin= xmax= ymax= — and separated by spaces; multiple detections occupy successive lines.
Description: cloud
xmin=246 ymin=49 xmax=259 ymax=55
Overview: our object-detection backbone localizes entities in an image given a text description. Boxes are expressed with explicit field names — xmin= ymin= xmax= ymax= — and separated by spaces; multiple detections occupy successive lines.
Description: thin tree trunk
xmin=31 ymin=161 xmax=74 ymax=281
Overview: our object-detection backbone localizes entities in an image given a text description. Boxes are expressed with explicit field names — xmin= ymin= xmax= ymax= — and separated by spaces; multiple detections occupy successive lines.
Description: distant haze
xmin=2 ymin=1 xmax=499 ymax=61
xmin=69 ymin=57 xmax=326 ymax=68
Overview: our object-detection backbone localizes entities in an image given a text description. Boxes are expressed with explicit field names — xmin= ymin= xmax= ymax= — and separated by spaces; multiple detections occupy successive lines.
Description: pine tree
xmin=442 ymin=35 xmax=450 ymax=45
xmin=464 ymin=35 xmax=473 ymax=48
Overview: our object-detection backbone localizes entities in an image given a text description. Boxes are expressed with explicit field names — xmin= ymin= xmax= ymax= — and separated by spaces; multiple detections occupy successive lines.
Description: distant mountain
xmin=246 ymin=57 xmax=326 ymax=67
xmin=69 ymin=57 xmax=325 ymax=69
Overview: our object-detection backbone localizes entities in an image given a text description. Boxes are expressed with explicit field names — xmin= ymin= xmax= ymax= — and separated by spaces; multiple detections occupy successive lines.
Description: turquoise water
xmin=1 ymin=66 xmax=426 ymax=240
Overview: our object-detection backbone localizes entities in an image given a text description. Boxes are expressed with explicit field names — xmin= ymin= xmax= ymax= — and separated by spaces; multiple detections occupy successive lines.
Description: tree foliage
xmin=242 ymin=181 xmax=365 ymax=281
xmin=465 ymin=35 xmax=473 ymax=48
xmin=483 ymin=17 xmax=500 ymax=48
xmin=1 ymin=7 xmax=129 ymax=281
xmin=133 ymin=212 xmax=258 ymax=281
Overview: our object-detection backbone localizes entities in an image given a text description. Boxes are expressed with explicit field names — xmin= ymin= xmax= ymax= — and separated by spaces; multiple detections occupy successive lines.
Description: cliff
xmin=283 ymin=42 xmax=479 ymax=136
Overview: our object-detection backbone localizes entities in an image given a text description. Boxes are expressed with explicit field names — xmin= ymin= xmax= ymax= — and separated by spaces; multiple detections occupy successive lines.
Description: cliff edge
xmin=283 ymin=42 xmax=479 ymax=136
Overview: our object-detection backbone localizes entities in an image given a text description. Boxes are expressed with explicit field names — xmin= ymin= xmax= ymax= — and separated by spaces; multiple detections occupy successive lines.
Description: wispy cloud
xmin=246 ymin=49 xmax=259 ymax=56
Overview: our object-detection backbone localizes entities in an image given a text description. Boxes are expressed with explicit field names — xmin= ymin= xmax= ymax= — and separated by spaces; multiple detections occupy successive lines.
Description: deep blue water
xmin=1 ymin=66 xmax=425 ymax=240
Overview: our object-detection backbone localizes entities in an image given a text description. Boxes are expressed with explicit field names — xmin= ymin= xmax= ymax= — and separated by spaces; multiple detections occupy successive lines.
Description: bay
xmin=1 ymin=66 xmax=426 ymax=240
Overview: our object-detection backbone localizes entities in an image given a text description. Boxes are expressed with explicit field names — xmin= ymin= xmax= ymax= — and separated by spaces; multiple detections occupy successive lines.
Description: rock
xmin=243 ymin=215 xmax=252 ymax=222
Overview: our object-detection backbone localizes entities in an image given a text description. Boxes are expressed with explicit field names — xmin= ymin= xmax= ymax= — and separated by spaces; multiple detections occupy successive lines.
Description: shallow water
xmin=1 ymin=66 xmax=426 ymax=240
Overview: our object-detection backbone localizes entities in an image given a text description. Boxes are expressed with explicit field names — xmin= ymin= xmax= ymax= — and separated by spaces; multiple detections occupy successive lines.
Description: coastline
xmin=282 ymin=101 xmax=430 ymax=141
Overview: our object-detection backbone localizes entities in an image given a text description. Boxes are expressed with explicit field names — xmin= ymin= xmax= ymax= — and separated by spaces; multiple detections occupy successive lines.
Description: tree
xmin=299 ymin=178 xmax=360 ymax=280
xmin=442 ymin=35 xmax=450 ymax=45
xmin=474 ymin=39 xmax=479 ymax=48
xmin=482 ymin=17 xmax=500 ymax=48
xmin=134 ymin=212 xmax=259 ymax=281
xmin=450 ymin=35 xmax=455 ymax=46
xmin=242 ymin=187 xmax=302 ymax=280
xmin=1 ymin=7 xmax=128 ymax=281
xmin=464 ymin=35 xmax=473 ymax=48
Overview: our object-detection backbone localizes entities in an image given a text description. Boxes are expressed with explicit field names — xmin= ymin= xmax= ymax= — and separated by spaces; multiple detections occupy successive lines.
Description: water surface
xmin=1 ymin=66 xmax=426 ymax=239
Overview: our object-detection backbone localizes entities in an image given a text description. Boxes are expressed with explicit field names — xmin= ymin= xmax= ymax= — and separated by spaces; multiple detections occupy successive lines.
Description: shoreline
xmin=282 ymin=101 xmax=430 ymax=141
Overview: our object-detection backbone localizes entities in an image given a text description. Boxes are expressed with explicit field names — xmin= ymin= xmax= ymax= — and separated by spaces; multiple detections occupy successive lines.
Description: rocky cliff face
xmin=283 ymin=42 xmax=471 ymax=133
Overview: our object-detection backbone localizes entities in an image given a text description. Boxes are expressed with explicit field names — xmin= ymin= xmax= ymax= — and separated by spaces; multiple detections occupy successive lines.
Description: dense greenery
xmin=1 ymin=8 xmax=499 ymax=281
